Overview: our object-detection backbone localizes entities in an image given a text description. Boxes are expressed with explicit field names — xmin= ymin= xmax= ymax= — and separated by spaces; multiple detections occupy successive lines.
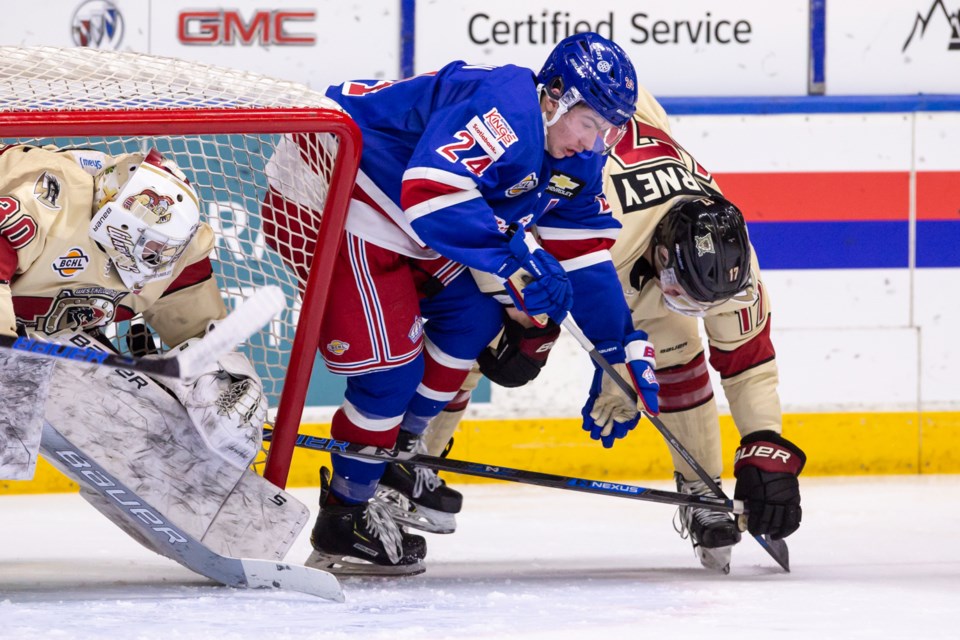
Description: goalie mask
xmin=538 ymin=32 xmax=638 ymax=155
xmin=652 ymin=196 xmax=757 ymax=317
xmin=89 ymin=149 xmax=200 ymax=292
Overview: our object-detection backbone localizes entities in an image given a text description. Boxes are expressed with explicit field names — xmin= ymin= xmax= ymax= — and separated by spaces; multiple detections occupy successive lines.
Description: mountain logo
xmin=902 ymin=0 xmax=960 ymax=52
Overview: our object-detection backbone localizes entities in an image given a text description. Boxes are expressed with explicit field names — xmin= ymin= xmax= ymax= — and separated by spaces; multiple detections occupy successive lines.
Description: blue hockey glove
xmin=581 ymin=330 xmax=660 ymax=448
xmin=497 ymin=229 xmax=573 ymax=326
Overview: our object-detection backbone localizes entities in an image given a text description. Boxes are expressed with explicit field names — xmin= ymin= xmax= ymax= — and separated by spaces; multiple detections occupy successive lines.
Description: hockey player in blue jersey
xmin=266 ymin=33 xmax=661 ymax=575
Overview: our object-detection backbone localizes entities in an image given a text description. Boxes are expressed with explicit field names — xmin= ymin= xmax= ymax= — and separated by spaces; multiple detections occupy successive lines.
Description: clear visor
xmin=548 ymin=84 xmax=627 ymax=155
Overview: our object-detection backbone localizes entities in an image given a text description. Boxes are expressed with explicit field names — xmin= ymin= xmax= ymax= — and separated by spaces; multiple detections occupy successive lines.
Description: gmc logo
xmin=178 ymin=10 xmax=316 ymax=46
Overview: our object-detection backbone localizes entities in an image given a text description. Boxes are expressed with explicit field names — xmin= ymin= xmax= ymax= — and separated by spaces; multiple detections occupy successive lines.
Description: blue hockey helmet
xmin=538 ymin=32 xmax=638 ymax=129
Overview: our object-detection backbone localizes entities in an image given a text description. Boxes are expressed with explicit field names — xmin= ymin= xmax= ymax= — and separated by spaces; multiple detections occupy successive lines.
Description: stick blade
xmin=756 ymin=534 xmax=790 ymax=572
xmin=239 ymin=559 xmax=344 ymax=601
xmin=178 ymin=286 xmax=286 ymax=380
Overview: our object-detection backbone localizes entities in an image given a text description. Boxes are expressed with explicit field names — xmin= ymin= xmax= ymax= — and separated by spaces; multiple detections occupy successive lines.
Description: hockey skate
xmin=673 ymin=472 xmax=742 ymax=574
xmin=376 ymin=431 xmax=463 ymax=534
xmin=306 ymin=468 xmax=427 ymax=576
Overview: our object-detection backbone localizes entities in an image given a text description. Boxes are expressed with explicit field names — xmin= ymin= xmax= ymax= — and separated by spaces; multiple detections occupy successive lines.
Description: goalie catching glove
xmin=160 ymin=323 xmax=268 ymax=469
xmin=581 ymin=330 xmax=660 ymax=448
xmin=733 ymin=430 xmax=806 ymax=540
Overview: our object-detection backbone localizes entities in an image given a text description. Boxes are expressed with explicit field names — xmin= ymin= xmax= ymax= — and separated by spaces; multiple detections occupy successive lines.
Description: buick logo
xmin=72 ymin=0 xmax=124 ymax=49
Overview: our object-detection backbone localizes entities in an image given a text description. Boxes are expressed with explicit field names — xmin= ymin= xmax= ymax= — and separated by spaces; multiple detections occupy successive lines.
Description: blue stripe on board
xmin=659 ymin=95 xmax=960 ymax=115
xmin=749 ymin=221 xmax=909 ymax=269
xmin=917 ymin=220 xmax=960 ymax=268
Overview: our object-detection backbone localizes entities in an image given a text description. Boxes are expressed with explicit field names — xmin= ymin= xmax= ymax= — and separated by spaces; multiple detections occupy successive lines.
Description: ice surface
xmin=1 ymin=475 xmax=958 ymax=639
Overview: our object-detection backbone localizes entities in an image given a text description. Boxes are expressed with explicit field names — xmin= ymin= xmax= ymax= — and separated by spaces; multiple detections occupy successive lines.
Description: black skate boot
xmin=673 ymin=472 xmax=742 ymax=574
xmin=306 ymin=467 xmax=427 ymax=576
xmin=377 ymin=431 xmax=463 ymax=534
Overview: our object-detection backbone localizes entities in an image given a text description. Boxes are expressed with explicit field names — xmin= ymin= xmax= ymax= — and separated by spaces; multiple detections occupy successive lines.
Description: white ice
xmin=1 ymin=475 xmax=957 ymax=640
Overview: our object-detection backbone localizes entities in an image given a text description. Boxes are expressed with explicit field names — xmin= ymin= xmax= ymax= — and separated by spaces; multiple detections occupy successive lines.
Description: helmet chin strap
xmin=539 ymin=85 xmax=568 ymax=129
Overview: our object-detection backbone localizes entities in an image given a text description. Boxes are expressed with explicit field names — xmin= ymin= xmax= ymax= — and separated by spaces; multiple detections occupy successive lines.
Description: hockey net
xmin=0 ymin=47 xmax=361 ymax=487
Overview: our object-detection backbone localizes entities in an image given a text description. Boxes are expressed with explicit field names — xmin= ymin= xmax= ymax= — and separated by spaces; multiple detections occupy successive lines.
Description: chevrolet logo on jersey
xmin=545 ymin=172 xmax=584 ymax=199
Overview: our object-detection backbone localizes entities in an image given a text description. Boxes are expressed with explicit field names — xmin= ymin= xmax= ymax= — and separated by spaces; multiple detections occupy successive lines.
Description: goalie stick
xmin=40 ymin=421 xmax=344 ymax=600
xmin=0 ymin=285 xmax=286 ymax=381
xmin=263 ymin=428 xmax=743 ymax=514
xmin=560 ymin=315 xmax=790 ymax=572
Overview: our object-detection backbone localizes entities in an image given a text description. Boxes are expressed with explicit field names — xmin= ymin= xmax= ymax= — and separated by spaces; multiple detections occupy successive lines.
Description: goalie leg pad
xmin=0 ymin=353 xmax=55 ymax=480
xmin=43 ymin=348 xmax=305 ymax=561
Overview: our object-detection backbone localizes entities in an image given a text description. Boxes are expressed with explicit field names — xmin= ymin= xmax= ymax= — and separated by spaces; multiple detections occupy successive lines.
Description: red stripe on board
xmin=917 ymin=171 xmax=960 ymax=220
xmin=714 ymin=172 xmax=909 ymax=222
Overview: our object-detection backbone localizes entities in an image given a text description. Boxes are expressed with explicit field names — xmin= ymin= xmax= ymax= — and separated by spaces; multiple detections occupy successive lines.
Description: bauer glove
xmin=477 ymin=316 xmax=560 ymax=388
xmin=734 ymin=430 xmax=806 ymax=539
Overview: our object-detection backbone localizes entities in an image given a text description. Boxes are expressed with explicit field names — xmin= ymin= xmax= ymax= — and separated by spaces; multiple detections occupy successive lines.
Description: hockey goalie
xmin=0 ymin=144 xmax=310 ymax=565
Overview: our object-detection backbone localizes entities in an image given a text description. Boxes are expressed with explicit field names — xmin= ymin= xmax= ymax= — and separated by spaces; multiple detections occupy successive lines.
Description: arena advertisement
xmin=415 ymin=0 xmax=809 ymax=96
xmin=3 ymin=0 xmax=399 ymax=90
xmin=827 ymin=0 xmax=960 ymax=93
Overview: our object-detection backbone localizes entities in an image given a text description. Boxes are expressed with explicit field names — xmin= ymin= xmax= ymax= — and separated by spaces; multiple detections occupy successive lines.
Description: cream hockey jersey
xmin=0 ymin=145 xmax=225 ymax=343
xmin=602 ymin=86 xmax=781 ymax=435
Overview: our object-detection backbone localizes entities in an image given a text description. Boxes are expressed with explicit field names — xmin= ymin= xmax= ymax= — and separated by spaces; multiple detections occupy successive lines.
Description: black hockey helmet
xmin=652 ymin=195 xmax=752 ymax=305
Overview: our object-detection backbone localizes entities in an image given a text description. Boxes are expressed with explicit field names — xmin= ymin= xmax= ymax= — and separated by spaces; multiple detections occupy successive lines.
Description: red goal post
xmin=0 ymin=48 xmax=362 ymax=488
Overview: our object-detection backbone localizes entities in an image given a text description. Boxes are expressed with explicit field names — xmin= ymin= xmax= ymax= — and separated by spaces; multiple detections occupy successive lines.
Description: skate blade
xmin=305 ymin=550 xmax=426 ymax=577
xmin=695 ymin=545 xmax=733 ymax=574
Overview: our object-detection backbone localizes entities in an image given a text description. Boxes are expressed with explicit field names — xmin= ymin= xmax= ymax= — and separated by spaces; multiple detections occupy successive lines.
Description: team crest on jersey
xmin=51 ymin=248 xmax=91 ymax=278
xmin=694 ymin=233 xmax=715 ymax=257
xmin=483 ymin=108 xmax=519 ymax=147
xmin=505 ymin=172 xmax=539 ymax=197
xmin=123 ymin=189 xmax=174 ymax=223
xmin=545 ymin=172 xmax=584 ymax=199
xmin=326 ymin=340 xmax=350 ymax=356
xmin=408 ymin=316 xmax=424 ymax=343
xmin=33 ymin=172 xmax=62 ymax=210
xmin=21 ymin=287 xmax=127 ymax=335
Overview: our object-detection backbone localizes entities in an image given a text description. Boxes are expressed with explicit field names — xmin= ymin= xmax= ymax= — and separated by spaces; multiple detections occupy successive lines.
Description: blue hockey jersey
xmin=326 ymin=61 xmax=633 ymax=344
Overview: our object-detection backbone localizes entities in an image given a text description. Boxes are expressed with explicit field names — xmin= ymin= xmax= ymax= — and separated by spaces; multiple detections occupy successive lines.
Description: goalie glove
xmin=161 ymin=329 xmax=267 ymax=470
xmin=580 ymin=330 xmax=660 ymax=448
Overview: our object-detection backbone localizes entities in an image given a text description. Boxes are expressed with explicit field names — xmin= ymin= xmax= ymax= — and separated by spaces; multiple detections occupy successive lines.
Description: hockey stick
xmin=40 ymin=421 xmax=344 ymax=601
xmin=0 ymin=285 xmax=286 ymax=381
xmin=263 ymin=428 xmax=743 ymax=514
xmin=560 ymin=315 xmax=790 ymax=572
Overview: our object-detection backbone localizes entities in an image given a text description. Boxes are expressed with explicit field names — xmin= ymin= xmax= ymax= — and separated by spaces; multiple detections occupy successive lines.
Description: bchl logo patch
xmin=505 ymin=172 xmax=538 ymax=197
xmin=408 ymin=316 xmax=424 ymax=342
xmin=52 ymin=248 xmax=91 ymax=278
xmin=326 ymin=340 xmax=350 ymax=356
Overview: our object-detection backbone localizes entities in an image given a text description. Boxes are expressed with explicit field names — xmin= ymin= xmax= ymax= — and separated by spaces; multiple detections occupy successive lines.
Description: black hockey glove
xmin=477 ymin=316 xmax=560 ymax=388
xmin=733 ymin=430 xmax=806 ymax=540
